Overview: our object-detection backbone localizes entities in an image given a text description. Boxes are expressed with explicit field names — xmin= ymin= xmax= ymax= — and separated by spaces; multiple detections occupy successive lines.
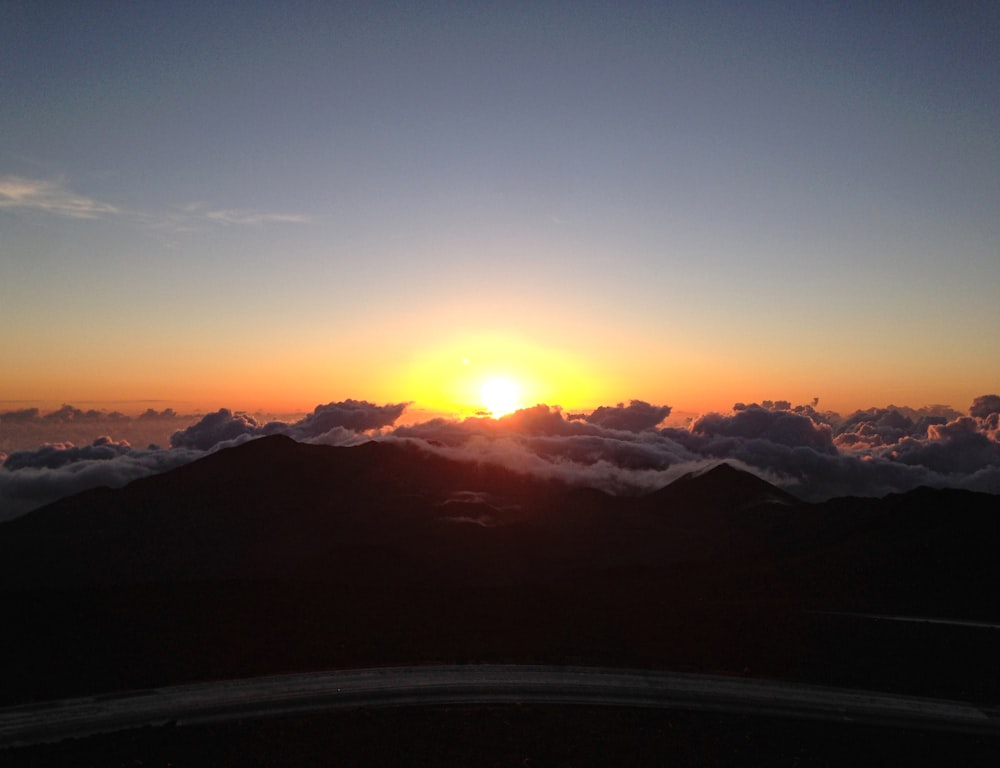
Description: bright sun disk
xmin=480 ymin=376 xmax=521 ymax=417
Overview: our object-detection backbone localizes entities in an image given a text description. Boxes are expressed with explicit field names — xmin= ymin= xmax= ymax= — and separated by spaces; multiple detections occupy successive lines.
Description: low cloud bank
xmin=0 ymin=400 xmax=405 ymax=519
xmin=393 ymin=398 xmax=1000 ymax=501
xmin=0 ymin=442 xmax=205 ymax=520
xmin=1 ymin=405 xmax=190 ymax=455
xmin=3 ymin=437 xmax=134 ymax=470
xmin=168 ymin=400 xmax=408 ymax=450
xmin=2 ymin=395 xmax=999 ymax=520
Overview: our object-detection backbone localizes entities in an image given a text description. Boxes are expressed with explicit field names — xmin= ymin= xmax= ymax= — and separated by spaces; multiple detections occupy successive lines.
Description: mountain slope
xmin=1 ymin=436 xmax=998 ymax=705
xmin=647 ymin=462 xmax=798 ymax=512
xmin=0 ymin=435 xmax=581 ymax=586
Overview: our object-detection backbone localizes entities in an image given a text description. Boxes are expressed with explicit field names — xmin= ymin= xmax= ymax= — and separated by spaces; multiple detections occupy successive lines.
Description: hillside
xmin=2 ymin=435 xmax=998 ymax=705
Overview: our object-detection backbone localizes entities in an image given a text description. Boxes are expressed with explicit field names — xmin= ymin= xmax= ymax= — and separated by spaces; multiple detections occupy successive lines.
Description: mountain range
xmin=2 ymin=435 xmax=998 ymax=704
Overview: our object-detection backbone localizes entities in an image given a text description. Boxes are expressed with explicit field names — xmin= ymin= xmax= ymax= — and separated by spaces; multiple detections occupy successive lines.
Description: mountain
xmin=0 ymin=438 xmax=800 ymax=589
xmin=0 ymin=435 xmax=597 ymax=587
xmin=1 ymin=436 xmax=998 ymax=705
xmin=647 ymin=462 xmax=798 ymax=512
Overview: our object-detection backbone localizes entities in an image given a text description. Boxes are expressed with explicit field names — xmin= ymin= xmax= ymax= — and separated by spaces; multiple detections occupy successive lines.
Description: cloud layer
xmin=2 ymin=395 xmax=999 ymax=521
xmin=0 ymin=400 xmax=407 ymax=519
xmin=391 ymin=398 xmax=1000 ymax=501
xmin=167 ymin=400 xmax=408 ymax=452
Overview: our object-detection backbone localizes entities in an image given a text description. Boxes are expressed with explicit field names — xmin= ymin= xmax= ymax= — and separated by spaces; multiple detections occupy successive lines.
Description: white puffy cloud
xmin=169 ymin=409 xmax=263 ymax=451
xmin=269 ymin=399 xmax=409 ymax=440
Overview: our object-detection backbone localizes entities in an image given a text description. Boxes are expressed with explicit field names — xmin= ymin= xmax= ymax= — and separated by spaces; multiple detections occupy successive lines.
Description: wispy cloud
xmin=200 ymin=208 xmax=311 ymax=226
xmin=0 ymin=176 xmax=120 ymax=219
xmin=0 ymin=174 xmax=309 ymax=228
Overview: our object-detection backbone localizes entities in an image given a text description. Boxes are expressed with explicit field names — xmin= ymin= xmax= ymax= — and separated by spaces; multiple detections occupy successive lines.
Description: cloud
xmin=170 ymin=409 xmax=264 ymax=451
xmin=394 ymin=405 xmax=697 ymax=494
xmin=201 ymin=208 xmax=310 ymax=225
xmin=3 ymin=437 xmax=133 ymax=470
xmin=0 ymin=445 xmax=203 ymax=521
xmin=0 ymin=405 xmax=187 ymax=458
xmin=578 ymin=400 xmax=672 ymax=432
xmin=41 ymin=404 xmax=128 ymax=423
xmin=0 ymin=174 xmax=308 ymax=229
xmin=2 ymin=405 xmax=141 ymax=427
xmin=137 ymin=407 xmax=178 ymax=420
xmin=174 ymin=201 xmax=310 ymax=228
xmin=169 ymin=400 xmax=409 ymax=451
xmin=690 ymin=406 xmax=835 ymax=453
xmin=0 ymin=400 xmax=407 ymax=520
xmin=970 ymin=394 xmax=1000 ymax=420
xmin=0 ymin=175 xmax=119 ymax=219
xmin=665 ymin=430 xmax=936 ymax=501
xmin=888 ymin=417 xmax=1000 ymax=475
xmin=395 ymin=398 xmax=1000 ymax=501
xmin=0 ymin=408 xmax=41 ymax=424
xmin=270 ymin=399 xmax=408 ymax=440
xmin=3 ymin=396 xmax=999 ymax=522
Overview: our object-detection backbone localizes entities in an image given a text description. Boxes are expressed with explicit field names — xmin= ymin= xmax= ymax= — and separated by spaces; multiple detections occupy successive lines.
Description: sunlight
xmin=480 ymin=376 xmax=521 ymax=417
xmin=395 ymin=330 xmax=608 ymax=418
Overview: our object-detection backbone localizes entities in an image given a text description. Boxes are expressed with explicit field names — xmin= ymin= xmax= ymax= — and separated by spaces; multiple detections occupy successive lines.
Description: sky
xmin=2 ymin=0 xmax=999 ymax=419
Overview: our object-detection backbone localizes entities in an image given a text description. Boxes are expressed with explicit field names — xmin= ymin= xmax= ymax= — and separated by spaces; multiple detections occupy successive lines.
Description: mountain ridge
xmin=2 ymin=434 xmax=998 ymax=706
xmin=1 ymin=435 xmax=994 ymax=590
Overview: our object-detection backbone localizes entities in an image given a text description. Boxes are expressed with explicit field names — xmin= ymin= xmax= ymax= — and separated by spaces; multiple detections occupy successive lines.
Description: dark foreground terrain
xmin=8 ymin=704 xmax=1000 ymax=767
xmin=2 ymin=435 xmax=998 ymax=762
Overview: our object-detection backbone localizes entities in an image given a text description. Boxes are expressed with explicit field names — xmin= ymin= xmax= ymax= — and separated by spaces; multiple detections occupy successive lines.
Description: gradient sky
xmin=2 ymin=1 xmax=998 ymax=417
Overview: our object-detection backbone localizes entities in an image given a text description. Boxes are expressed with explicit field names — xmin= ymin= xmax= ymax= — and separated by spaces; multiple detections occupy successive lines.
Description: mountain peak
xmin=650 ymin=462 xmax=797 ymax=510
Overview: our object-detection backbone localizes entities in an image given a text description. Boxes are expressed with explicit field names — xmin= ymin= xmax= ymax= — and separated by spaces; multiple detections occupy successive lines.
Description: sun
xmin=480 ymin=376 xmax=521 ymax=417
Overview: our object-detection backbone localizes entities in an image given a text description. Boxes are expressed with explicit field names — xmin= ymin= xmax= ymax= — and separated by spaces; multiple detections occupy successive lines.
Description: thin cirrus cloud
xmin=2 ymin=396 xmax=999 ymax=522
xmin=0 ymin=174 xmax=308 ymax=229
xmin=198 ymin=207 xmax=311 ymax=226
xmin=0 ymin=175 xmax=120 ymax=219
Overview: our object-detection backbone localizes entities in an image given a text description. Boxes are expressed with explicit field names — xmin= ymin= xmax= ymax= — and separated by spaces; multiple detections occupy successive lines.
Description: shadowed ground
xmin=1 ymin=436 xmax=998 ymax=762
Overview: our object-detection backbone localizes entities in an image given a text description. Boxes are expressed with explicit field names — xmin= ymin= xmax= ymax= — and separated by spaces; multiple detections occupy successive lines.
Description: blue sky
xmin=2 ymin=1 xmax=998 ymax=415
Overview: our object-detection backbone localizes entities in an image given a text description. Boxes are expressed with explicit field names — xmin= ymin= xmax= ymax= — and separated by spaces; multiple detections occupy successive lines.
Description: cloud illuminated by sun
xmin=480 ymin=376 xmax=521 ymax=417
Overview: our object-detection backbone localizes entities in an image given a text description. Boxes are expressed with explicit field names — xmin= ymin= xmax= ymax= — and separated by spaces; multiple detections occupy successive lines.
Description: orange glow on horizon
xmin=395 ymin=331 xmax=604 ymax=418
xmin=3 ymin=314 xmax=993 ymax=421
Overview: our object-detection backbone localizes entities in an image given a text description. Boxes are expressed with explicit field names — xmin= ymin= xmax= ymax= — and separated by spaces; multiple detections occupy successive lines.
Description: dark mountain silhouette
xmin=647 ymin=461 xmax=798 ymax=511
xmin=0 ymin=437 xmax=806 ymax=589
xmin=1 ymin=435 xmax=998 ymax=705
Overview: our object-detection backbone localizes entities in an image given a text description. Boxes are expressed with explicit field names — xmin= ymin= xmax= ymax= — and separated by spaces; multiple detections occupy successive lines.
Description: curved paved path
xmin=3 ymin=665 xmax=999 ymax=748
